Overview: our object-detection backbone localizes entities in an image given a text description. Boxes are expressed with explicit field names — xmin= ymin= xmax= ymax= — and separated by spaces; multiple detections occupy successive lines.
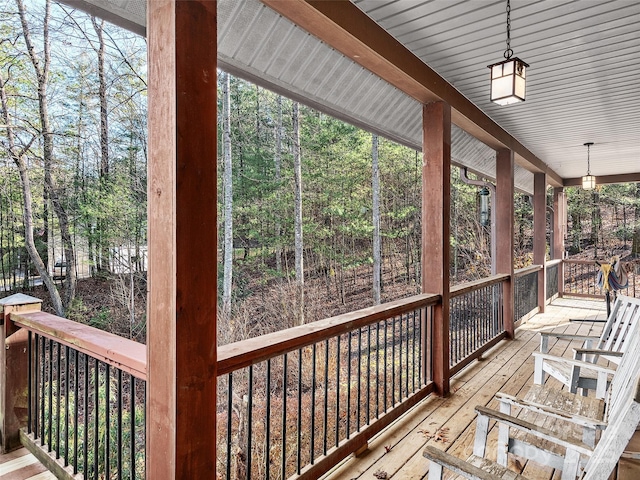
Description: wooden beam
xmin=563 ymin=172 xmax=640 ymax=187
xmin=496 ymin=149 xmax=515 ymax=338
xmin=422 ymin=101 xmax=451 ymax=397
xmin=533 ymin=173 xmax=546 ymax=313
xmin=147 ymin=1 xmax=218 ymax=478
xmin=553 ymin=188 xmax=566 ymax=297
xmin=261 ymin=0 xmax=563 ymax=187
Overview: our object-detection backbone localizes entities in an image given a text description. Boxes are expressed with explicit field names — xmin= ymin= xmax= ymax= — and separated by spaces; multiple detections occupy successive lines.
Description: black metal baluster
xmin=383 ymin=319 xmax=388 ymax=412
xmin=356 ymin=328 xmax=362 ymax=430
xmin=366 ymin=325 xmax=371 ymax=424
xmin=83 ymin=354 xmax=89 ymax=477
xmin=310 ymin=343 xmax=316 ymax=464
xmin=105 ymin=364 xmax=111 ymax=480
xmin=346 ymin=334 xmax=352 ymax=438
xmin=117 ymin=369 xmax=123 ymax=479
xmin=55 ymin=342 xmax=61 ymax=457
xmin=391 ymin=316 xmax=396 ymax=406
xmin=376 ymin=321 xmax=380 ymax=417
xmin=323 ymin=339 xmax=329 ymax=456
xmin=94 ymin=360 xmax=99 ymax=480
xmin=297 ymin=350 xmax=302 ymax=474
xmin=246 ymin=365 xmax=253 ymax=480
xmin=130 ymin=375 xmax=136 ymax=480
xmin=281 ymin=355 xmax=287 ymax=480
xmin=28 ymin=331 xmax=32 ymax=434
xmin=335 ymin=338 xmax=340 ymax=447
xmin=48 ymin=339 xmax=53 ymax=450
xmin=412 ymin=310 xmax=417 ymax=392
xmin=265 ymin=360 xmax=271 ymax=480
xmin=64 ymin=345 xmax=70 ymax=465
xmin=35 ymin=335 xmax=40 ymax=440
xmin=73 ymin=350 xmax=79 ymax=474
xmin=226 ymin=373 xmax=233 ymax=480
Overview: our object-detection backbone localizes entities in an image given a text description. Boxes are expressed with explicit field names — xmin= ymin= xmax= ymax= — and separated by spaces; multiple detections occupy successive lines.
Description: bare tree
xmin=372 ymin=133 xmax=381 ymax=304
xmin=16 ymin=0 xmax=76 ymax=311
xmin=274 ymin=94 xmax=283 ymax=274
xmin=0 ymin=70 xmax=64 ymax=315
xmin=293 ymin=101 xmax=304 ymax=325
xmin=222 ymin=71 xmax=233 ymax=317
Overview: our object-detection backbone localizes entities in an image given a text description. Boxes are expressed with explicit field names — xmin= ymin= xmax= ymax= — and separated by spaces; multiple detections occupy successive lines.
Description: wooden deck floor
xmin=322 ymin=297 xmax=631 ymax=480
xmin=0 ymin=448 xmax=56 ymax=480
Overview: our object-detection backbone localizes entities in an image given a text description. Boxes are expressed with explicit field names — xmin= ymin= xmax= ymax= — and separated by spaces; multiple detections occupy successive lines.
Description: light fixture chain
xmin=504 ymin=0 xmax=513 ymax=59
xmin=587 ymin=143 xmax=591 ymax=175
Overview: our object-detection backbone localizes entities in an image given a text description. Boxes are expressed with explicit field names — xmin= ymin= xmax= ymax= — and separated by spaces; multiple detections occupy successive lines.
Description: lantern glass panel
xmin=492 ymin=65 xmax=502 ymax=79
xmin=503 ymin=60 xmax=514 ymax=75
xmin=515 ymin=76 xmax=526 ymax=98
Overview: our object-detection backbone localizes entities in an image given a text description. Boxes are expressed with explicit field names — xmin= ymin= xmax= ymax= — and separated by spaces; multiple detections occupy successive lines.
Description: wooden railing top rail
xmin=563 ymin=259 xmax=599 ymax=265
xmin=514 ymin=264 xmax=543 ymax=277
xmin=545 ymin=258 xmax=562 ymax=267
xmin=11 ymin=311 xmax=147 ymax=380
xmin=449 ymin=273 xmax=509 ymax=299
xmin=217 ymin=292 xmax=440 ymax=376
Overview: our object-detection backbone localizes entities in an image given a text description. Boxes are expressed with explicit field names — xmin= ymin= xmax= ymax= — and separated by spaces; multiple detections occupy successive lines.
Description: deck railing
xmin=4 ymin=303 xmax=146 ymax=480
xmin=545 ymin=260 xmax=560 ymax=301
xmin=216 ymin=293 xmax=438 ymax=479
xmin=1 ymin=272 xmax=530 ymax=479
xmin=513 ymin=266 xmax=541 ymax=321
xmin=563 ymin=259 xmax=639 ymax=299
xmin=449 ymin=274 xmax=508 ymax=375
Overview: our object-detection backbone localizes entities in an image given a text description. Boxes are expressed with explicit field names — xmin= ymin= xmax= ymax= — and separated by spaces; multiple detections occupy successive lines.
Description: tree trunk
xmin=293 ymin=102 xmax=304 ymax=325
xmin=0 ymin=72 xmax=64 ymax=315
xmin=222 ymin=72 xmax=234 ymax=317
xmin=92 ymin=16 xmax=111 ymax=273
xmin=16 ymin=0 xmax=76 ymax=312
xmin=372 ymin=133 xmax=381 ymax=304
xmin=274 ymin=95 xmax=282 ymax=273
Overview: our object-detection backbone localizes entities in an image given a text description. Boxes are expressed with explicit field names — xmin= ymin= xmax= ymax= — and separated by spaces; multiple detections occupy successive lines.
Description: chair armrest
xmin=532 ymin=352 xmax=617 ymax=375
xmin=574 ymin=348 xmax=623 ymax=357
xmin=539 ymin=332 xmax=598 ymax=341
xmin=494 ymin=392 xmax=607 ymax=429
xmin=474 ymin=405 xmax=593 ymax=456
xmin=423 ymin=446 xmax=516 ymax=480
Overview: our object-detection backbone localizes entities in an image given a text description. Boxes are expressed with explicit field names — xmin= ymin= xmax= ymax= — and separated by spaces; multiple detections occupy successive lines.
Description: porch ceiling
xmin=60 ymin=0 xmax=640 ymax=194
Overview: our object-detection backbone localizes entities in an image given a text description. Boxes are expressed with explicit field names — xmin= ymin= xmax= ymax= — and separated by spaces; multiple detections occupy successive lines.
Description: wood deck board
xmin=0 ymin=448 xmax=53 ymax=480
xmin=322 ymin=298 xmax=610 ymax=480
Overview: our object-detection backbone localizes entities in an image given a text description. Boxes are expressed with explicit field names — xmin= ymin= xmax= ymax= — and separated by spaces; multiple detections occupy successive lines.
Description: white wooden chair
xmin=533 ymin=295 xmax=640 ymax=397
xmin=423 ymin=317 xmax=640 ymax=480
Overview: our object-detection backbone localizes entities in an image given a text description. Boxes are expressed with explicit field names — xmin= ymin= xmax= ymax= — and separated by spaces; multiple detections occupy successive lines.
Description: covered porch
xmin=1 ymin=1 xmax=639 ymax=479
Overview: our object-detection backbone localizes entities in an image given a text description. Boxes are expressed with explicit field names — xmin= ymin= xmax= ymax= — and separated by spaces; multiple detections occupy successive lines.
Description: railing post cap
xmin=0 ymin=293 xmax=43 ymax=306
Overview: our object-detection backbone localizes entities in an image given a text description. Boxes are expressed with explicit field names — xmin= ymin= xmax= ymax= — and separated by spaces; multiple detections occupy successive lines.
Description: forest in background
xmin=1 ymin=0 xmax=639 ymax=346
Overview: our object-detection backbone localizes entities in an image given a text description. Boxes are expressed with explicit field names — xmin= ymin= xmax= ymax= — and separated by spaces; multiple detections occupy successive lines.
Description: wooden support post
xmin=147 ymin=1 xmax=218 ymax=478
xmin=553 ymin=187 xmax=566 ymax=297
xmin=0 ymin=294 xmax=41 ymax=453
xmin=496 ymin=149 xmax=515 ymax=338
xmin=422 ymin=101 xmax=451 ymax=397
xmin=533 ymin=173 xmax=546 ymax=313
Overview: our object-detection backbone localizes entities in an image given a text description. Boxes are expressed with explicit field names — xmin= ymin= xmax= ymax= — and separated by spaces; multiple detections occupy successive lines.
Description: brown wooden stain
xmin=422 ymin=102 xmax=451 ymax=397
xmin=496 ymin=149 xmax=515 ymax=338
xmin=147 ymin=0 xmax=218 ymax=477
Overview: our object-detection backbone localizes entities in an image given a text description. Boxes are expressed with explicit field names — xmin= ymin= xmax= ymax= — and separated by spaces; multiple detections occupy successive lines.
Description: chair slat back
xmin=583 ymin=318 xmax=640 ymax=479
xmin=598 ymin=296 xmax=640 ymax=355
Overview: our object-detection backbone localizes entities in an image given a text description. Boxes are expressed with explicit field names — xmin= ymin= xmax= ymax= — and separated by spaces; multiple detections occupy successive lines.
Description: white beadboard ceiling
xmin=58 ymin=0 xmax=640 ymax=194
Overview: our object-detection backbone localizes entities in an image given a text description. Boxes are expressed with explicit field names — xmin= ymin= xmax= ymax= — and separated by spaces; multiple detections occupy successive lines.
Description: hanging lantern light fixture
xmin=582 ymin=142 xmax=596 ymax=190
xmin=488 ymin=0 xmax=529 ymax=105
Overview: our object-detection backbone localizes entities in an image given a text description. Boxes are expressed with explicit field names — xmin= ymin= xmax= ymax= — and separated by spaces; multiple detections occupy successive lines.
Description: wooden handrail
xmin=449 ymin=274 xmax=510 ymax=299
xmin=545 ymin=258 xmax=562 ymax=267
xmin=11 ymin=311 xmax=147 ymax=380
xmin=218 ymin=292 xmax=440 ymax=376
xmin=563 ymin=259 xmax=599 ymax=265
xmin=514 ymin=265 xmax=543 ymax=277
